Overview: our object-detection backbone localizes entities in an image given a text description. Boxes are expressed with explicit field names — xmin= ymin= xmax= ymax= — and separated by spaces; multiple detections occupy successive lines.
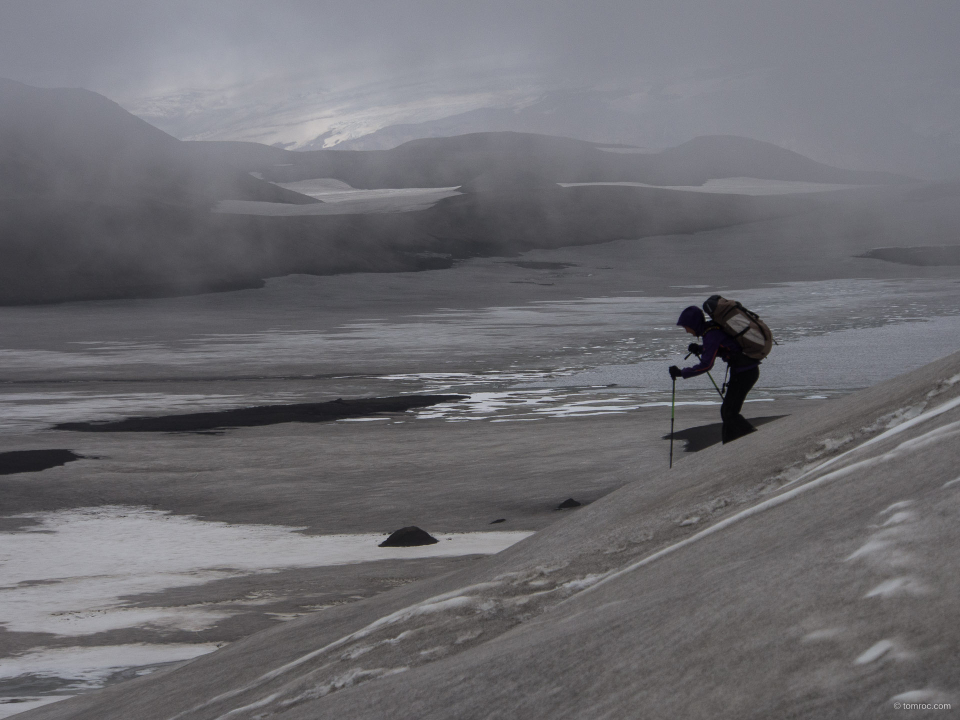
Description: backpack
xmin=702 ymin=295 xmax=774 ymax=360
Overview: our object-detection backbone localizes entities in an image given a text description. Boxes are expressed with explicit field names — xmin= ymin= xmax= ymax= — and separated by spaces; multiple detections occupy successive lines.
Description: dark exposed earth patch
xmin=379 ymin=526 xmax=439 ymax=547
xmin=54 ymin=395 xmax=467 ymax=433
xmin=664 ymin=416 xmax=788 ymax=453
xmin=557 ymin=498 xmax=582 ymax=509
xmin=0 ymin=449 xmax=83 ymax=475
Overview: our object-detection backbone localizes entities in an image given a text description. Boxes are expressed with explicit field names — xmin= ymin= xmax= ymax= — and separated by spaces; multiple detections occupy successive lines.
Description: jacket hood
xmin=677 ymin=306 xmax=706 ymax=335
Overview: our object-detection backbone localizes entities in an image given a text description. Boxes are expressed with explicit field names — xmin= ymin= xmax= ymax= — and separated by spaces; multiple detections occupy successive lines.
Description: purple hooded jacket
xmin=676 ymin=306 xmax=759 ymax=379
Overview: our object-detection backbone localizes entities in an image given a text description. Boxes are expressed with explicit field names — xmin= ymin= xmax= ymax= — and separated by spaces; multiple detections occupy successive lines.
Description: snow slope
xmin=20 ymin=351 xmax=960 ymax=719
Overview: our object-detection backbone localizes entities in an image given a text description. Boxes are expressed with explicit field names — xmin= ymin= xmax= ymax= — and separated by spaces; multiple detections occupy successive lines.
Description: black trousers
xmin=721 ymin=367 xmax=759 ymax=444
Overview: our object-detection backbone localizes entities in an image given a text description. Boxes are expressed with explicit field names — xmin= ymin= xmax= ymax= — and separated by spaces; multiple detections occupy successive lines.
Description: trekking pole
xmin=705 ymin=371 xmax=725 ymax=400
xmin=685 ymin=349 xmax=725 ymax=400
xmin=669 ymin=376 xmax=676 ymax=469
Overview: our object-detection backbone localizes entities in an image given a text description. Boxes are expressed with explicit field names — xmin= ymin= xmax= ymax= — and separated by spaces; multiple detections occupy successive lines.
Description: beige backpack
xmin=702 ymin=295 xmax=774 ymax=360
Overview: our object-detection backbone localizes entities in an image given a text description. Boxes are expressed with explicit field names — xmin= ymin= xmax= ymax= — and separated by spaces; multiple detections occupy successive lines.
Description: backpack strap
xmin=736 ymin=301 xmax=761 ymax=322
xmin=702 ymin=321 xmax=723 ymax=337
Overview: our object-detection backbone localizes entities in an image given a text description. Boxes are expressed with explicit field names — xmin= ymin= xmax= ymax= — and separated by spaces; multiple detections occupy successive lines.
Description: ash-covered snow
xmin=15 ymin=355 xmax=960 ymax=718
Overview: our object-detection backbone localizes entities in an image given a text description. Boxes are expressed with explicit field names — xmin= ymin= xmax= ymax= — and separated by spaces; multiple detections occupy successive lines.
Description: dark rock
xmin=379 ymin=526 xmax=439 ymax=547
xmin=0 ymin=449 xmax=82 ymax=475
xmin=490 ymin=518 xmax=506 ymax=524
xmin=557 ymin=498 xmax=582 ymax=509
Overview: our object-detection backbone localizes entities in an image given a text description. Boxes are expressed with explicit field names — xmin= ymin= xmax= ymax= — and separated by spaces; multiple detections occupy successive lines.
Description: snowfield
xmin=19 ymin=350 xmax=960 ymax=719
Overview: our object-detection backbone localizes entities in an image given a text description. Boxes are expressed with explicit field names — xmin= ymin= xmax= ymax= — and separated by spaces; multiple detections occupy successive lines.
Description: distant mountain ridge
xmin=190 ymin=132 xmax=911 ymax=190
xmin=0 ymin=78 xmax=321 ymax=303
xmin=0 ymin=78 xmax=317 ymax=206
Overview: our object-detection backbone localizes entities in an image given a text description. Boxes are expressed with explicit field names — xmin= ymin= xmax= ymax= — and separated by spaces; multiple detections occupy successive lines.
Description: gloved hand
xmin=687 ymin=343 xmax=702 ymax=356
xmin=669 ymin=365 xmax=683 ymax=379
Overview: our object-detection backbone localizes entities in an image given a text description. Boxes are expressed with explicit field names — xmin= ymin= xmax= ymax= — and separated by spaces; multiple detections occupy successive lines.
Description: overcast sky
xmin=3 ymin=1 xmax=958 ymax=95
xmin=2 ymin=1 xmax=959 ymax=175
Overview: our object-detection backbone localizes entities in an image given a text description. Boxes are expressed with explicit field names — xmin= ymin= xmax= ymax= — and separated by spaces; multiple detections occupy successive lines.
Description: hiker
xmin=669 ymin=305 xmax=760 ymax=443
